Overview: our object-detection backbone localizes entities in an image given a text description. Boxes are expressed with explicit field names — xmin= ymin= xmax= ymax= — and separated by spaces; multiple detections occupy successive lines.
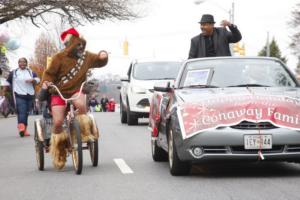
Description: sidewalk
xmin=0 ymin=114 xmax=16 ymax=119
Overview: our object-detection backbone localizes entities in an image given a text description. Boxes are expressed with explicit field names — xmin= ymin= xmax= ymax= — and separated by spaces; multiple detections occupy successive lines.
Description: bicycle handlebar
xmin=49 ymin=81 xmax=86 ymax=102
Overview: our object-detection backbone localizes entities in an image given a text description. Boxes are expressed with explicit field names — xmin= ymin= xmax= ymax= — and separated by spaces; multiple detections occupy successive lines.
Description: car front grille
xmin=230 ymin=145 xmax=284 ymax=154
xmin=202 ymin=146 xmax=228 ymax=154
xmin=231 ymin=121 xmax=278 ymax=130
xmin=194 ymin=144 xmax=300 ymax=157
xmin=286 ymin=145 xmax=300 ymax=153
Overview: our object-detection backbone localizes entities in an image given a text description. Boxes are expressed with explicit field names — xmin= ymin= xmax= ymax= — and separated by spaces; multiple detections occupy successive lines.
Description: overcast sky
xmin=3 ymin=0 xmax=300 ymax=77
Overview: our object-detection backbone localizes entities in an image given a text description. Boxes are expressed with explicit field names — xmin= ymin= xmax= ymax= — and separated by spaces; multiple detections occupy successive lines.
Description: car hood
xmin=175 ymin=87 xmax=300 ymax=103
xmin=132 ymin=79 xmax=174 ymax=90
xmin=174 ymin=87 xmax=300 ymax=139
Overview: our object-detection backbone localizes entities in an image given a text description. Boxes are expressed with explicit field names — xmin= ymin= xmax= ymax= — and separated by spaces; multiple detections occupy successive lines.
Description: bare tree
xmin=33 ymin=32 xmax=58 ymax=67
xmin=290 ymin=3 xmax=300 ymax=67
xmin=29 ymin=32 xmax=58 ymax=91
xmin=0 ymin=0 xmax=141 ymax=27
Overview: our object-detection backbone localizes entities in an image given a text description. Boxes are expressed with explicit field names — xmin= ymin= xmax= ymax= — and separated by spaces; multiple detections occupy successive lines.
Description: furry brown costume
xmin=76 ymin=114 xmax=94 ymax=142
xmin=73 ymin=114 xmax=100 ymax=143
xmin=42 ymin=36 xmax=108 ymax=97
xmin=42 ymin=29 xmax=107 ymax=169
xmin=50 ymin=131 xmax=68 ymax=169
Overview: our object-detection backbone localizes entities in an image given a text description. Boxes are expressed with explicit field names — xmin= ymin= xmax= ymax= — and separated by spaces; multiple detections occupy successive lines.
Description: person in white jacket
xmin=7 ymin=57 xmax=40 ymax=137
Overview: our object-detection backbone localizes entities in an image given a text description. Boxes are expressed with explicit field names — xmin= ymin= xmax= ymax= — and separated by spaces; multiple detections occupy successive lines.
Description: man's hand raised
xmin=220 ymin=20 xmax=232 ymax=27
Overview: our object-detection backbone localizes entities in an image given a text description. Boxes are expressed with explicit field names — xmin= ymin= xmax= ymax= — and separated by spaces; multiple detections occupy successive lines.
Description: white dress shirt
xmin=13 ymin=68 xmax=40 ymax=95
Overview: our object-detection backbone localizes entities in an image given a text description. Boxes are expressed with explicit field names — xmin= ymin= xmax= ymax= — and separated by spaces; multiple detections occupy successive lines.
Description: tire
xmin=120 ymin=98 xmax=127 ymax=124
xmin=168 ymin=126 xmax=190 ymax=176
xmin=89 ymin=139 xmax=99 ymax=167
xmin=127 ymin=110 xmax=138 ymax=125
xmin=151 ymin=137 xmax=168 ymax=162
xmin=34 ymin=121 xmax=44 ymax=171
xmin=70 ymin=119 xmax=83 ymax=175
xmin=126 ymin=99 xmax=138 ymax=125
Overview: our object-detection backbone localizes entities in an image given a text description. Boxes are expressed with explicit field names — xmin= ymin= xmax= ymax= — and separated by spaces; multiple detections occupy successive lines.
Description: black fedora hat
xmin=198 ymin=14 xmax=215 ymax=24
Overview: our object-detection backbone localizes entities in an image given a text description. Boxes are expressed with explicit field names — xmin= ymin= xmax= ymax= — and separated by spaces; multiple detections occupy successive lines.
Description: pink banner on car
xmin=177 ymin=94 xmax=300 ymax=139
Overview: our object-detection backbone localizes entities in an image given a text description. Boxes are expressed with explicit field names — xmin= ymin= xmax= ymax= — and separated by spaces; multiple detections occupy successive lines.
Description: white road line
xmin=114 ymin=158 xmax=134 ymax=174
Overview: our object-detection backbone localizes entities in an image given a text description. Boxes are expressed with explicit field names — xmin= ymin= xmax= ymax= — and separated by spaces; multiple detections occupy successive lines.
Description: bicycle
xmin=34 ymin=81 xmax=99 ymax=175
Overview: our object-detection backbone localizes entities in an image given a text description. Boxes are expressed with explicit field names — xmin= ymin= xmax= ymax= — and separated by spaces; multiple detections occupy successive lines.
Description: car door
xmin=120 ymin=63 xmax=132 ymax=110
xmin=158 ymin=91 xmax=174 ymax=150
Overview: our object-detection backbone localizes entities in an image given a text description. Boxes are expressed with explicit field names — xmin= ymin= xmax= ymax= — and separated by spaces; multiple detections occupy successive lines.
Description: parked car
xmin=120 ymin=60 xmax=182 ymax=125
xmin=149 ymin=57 xmax=300 ymax=176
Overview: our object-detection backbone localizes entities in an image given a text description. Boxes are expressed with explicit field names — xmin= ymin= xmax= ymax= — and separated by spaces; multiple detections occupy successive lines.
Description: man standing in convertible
xmin=41 ymin=28 xmax=108 ymax=170
xmin=188 ymin=14 xmax=242 ymax=59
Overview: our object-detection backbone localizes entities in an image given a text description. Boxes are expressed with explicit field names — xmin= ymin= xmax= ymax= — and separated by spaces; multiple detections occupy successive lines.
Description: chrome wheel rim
xmin=72 ymin=145 xmax=78 ymax=170
xmin=120 ymin=103 xmax=122 ymax=115
xmin=168 ymin=130 xmax=174 ymax=168
xmin=35 ymin=143 xmax=41 ymax=168
xmin=89 ymin=142 xmax=95 ymax=162
xmin=151 ymin=139 xmax=155 ymax=156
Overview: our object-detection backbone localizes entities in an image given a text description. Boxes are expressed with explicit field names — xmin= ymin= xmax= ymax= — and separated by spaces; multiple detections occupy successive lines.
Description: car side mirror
xmin=153 ymin=81 xmax=172 ymax=92
xmin=120 ymin=76 xmax=129 ymax=82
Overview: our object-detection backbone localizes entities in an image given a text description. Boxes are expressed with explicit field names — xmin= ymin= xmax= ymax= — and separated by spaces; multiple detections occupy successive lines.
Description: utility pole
xmin=266 ymin=31 xmax=270 ymax=57
xmin=231 ymin=1 xmax=235 ymax=24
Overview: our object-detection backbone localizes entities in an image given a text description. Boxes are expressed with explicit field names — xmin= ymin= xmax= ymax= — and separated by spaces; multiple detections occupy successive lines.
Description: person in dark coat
xmin=89 ymin=97 xmax=98 ymax=112
xmin=188 ymin=14 xmax=242 ymax=59
xmin=100 ymin=96 xmax=109 ymax=112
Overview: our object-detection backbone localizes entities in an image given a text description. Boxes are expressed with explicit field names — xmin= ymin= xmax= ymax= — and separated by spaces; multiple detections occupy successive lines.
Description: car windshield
xmin=133 ymin=62 xmax=181 ymax=80
xmin=179 ymin=58 xmax=297 ymax=88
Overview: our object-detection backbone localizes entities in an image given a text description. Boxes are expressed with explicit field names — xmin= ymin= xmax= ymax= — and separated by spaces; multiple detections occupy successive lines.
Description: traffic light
xmin=123 ymin=39 xmax=128 ymax=56
xmin=233 ymin=42 xmax=240 ymax=53
xmin=233 ymin=42 xmax=245 ymax=56
xmin=239 ymin=44 xmax=245 ymax=56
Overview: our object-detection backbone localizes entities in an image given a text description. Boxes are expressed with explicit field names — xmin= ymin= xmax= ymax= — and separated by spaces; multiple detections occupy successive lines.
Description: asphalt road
xmin=1 ymin=112 xmax=300 ymax=200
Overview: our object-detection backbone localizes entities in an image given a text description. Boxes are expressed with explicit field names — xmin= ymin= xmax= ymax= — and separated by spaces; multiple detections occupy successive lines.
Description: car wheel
xmin=151 ymin=137 xmax=168 ymax=162
xmin=120 ymin=98 xmax=127 ymax=124
xmin=126 ymin=100 xmax=138 ymax=125
xmin=168 ymin=126 xmax=190 ymax=176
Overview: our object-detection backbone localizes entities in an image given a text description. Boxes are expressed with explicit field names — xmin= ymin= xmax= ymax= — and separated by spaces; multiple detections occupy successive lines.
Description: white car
xmin=119 ymin=60 xmax=182 ymax=125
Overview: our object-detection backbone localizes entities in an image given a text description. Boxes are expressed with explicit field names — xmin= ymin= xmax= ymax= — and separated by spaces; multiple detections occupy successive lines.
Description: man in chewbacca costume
xmin=41 ymin=28 xmax=108 ymax=170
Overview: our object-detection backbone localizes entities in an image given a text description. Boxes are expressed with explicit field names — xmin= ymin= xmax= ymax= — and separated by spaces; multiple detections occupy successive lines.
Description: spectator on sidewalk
xmin=89 ymin=96 xmax=98 ymax=112
xmin=7 ymin=57 xmax=40 ymax=137
xmin=100 ymin=96 xmax=109 ymax=112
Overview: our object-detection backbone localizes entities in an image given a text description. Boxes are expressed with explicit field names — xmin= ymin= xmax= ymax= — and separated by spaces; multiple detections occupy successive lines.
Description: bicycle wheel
xmin=89 ymin=139 xmax=98 ymax=167
xmin=70 ymin=119 xmax=83 ymax=175
xmin=34 ymin=121 xmax=44 ymax=171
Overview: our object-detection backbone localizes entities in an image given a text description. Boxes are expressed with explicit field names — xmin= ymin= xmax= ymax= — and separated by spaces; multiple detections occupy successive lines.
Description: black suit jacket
xmin=188 ymin=25 xmax=242 ymax=59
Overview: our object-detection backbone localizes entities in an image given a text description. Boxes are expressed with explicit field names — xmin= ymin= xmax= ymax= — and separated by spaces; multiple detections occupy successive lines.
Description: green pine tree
xmin=258 ymin=37 xmax=287 ymax=63
xmin=296 ymin=56 xmax=300 ymax=77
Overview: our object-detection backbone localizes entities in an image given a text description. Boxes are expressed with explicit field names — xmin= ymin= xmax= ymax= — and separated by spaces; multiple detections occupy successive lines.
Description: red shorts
xmin=51 ymin=90 xmax=82 ymax=107
xmin=51 ymin=95 xmax=66 ymax=106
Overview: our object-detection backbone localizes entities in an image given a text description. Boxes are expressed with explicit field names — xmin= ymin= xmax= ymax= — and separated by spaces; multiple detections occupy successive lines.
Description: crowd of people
xmin=0 ymin=13 xmax=241 ymax=170
xmin=89 ymin=96 xmax=116 ymax=112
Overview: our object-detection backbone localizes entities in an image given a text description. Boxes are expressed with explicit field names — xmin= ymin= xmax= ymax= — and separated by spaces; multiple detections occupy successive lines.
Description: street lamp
xmin=194 ymin=0 xmax=235 ymax=24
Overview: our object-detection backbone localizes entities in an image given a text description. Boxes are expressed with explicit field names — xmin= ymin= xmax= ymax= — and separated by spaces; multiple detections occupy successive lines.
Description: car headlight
xmin=131 ymin=86 xmax=147 ymax=94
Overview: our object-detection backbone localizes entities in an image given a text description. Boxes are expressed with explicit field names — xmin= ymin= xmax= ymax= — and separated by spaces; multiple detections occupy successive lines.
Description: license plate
xmin=244 ymin=135 xmax=272 ymax=149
